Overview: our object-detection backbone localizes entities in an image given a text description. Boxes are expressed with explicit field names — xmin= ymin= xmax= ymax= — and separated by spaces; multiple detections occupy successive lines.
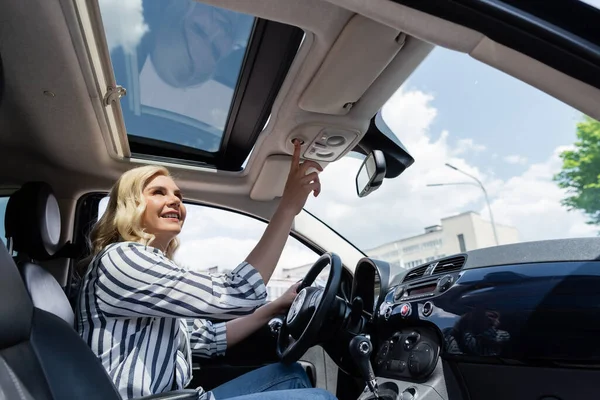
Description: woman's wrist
xmin=257 ymin=300 xmax=284 ymax=320
xmin=274 ymin=201 xmax=298 ymax=221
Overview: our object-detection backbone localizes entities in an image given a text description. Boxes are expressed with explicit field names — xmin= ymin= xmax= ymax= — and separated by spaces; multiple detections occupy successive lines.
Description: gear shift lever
xmin=349 ymin=335 xmax=378 ymax=398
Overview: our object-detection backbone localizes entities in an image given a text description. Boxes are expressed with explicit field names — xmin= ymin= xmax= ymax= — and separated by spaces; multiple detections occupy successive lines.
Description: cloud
xmin=490 ymin=147 xmax=596 ymax=241
xmin=453 ymin=138 xmax=486 ymax=156
xmin=503 ymin=155 xmax=528 ymax=165
xmin=98 ymin=0 xmax=148 ymax=54
xmin=304 ymin=87 xmax=595 ymax=251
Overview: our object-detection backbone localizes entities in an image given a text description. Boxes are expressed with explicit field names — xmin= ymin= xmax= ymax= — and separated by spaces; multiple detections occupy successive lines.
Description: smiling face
xmin=141 ymin=174 xmax=187 ymax=251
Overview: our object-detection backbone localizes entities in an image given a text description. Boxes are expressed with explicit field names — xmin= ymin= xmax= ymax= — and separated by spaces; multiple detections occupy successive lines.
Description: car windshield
xmin=304 ymin=46 xmax=600 ymax=272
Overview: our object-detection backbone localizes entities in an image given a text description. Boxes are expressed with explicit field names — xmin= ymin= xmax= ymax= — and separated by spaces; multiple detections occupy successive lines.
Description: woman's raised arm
xmin=244 ymin=140 xmax=321 ymax=284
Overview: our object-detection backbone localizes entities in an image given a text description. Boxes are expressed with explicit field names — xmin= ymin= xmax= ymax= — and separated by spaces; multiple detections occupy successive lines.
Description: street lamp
xmin=427 ymin=163 xmax=499 ymax=246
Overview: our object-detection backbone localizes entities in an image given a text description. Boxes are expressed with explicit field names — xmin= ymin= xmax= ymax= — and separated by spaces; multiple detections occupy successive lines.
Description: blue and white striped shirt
xmin=76 ymin=242 xmax=267 ymax=399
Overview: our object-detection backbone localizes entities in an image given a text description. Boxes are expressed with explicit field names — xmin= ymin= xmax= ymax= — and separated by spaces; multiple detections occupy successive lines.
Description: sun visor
xmin=250 ymin=155 xmax=325 ymax=201
xmin=250 ymin=155 xmax=293 ymax=201
xmin=299 ymin=14 xmax=405 ymax=116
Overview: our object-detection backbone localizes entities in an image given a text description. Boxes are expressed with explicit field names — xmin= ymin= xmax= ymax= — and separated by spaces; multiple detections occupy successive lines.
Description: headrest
xmin=5 ymin=182 xmax=61 ymax=260
xmin=0 ymin=241 xmax=33 ymax=348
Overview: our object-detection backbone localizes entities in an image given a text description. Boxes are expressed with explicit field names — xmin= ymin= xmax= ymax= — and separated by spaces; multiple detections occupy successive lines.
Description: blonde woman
xmin=77 ymin=142 xmax=337 ymax=400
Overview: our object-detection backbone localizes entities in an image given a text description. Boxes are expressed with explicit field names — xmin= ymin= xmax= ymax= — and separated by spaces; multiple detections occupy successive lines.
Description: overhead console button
xmin=326 ymin=135 xmax=346 ymax=147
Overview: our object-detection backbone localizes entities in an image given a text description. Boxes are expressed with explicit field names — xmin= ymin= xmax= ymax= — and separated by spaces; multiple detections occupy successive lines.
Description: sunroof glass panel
xmin=98 ymin=0 xmax=255 ymax=152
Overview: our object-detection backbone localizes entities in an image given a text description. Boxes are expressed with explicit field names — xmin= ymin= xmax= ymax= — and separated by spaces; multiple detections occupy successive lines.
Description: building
xmin=366 ymin=211 xmax=518 ymax=272
xmin=264 ymin=263 xmax=329 ymax=301
xmin=265 ymin=278 xmax=295 ymax=301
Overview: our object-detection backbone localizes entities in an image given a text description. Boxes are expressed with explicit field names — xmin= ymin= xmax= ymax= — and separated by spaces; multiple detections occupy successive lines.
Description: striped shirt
xmin=76 ymin=242 xmax=267 ymax=399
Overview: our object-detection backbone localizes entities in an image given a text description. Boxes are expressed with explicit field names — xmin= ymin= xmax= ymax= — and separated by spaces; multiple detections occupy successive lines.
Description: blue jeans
xmin=210 ymin=362 xmax=337 ymax=400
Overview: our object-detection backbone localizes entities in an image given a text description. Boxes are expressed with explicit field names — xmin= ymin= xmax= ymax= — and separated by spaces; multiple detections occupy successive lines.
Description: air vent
xmin=433 ymin=256 xmax=466 ymax=274
xmin=403 ymin=265 xmax=428 ymax=283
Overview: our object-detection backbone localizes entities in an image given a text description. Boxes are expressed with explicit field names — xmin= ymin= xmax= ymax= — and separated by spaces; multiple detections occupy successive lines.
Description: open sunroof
xmin=97 ymin=0 xmax=303 ymax=170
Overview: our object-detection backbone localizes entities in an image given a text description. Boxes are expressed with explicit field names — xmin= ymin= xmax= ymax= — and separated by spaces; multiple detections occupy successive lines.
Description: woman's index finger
xmin=291 ymin=140 xmax=301 ymax=168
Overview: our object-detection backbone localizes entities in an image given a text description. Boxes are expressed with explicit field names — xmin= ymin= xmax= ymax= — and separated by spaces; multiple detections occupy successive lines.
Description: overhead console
xmin=287 ymin=124 xmax=362 ymax=163
xmin=299 ymin=14 xmax=406 ymax=116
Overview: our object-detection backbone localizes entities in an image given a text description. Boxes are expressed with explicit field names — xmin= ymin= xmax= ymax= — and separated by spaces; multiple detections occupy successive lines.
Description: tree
xmin=554 ymin=116 xmax=600 ymax=225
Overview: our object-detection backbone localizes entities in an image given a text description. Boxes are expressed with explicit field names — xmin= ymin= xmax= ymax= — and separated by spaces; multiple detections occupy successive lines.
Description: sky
xmin=93 ymin=0 xmax=600 ymax=280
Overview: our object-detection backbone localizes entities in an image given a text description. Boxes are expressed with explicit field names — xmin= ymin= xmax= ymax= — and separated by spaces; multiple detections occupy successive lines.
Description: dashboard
xmin=350 ymin=238 xmax=600 ymax=384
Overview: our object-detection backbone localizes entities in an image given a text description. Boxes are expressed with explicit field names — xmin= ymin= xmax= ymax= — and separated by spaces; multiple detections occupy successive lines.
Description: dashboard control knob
xmin=422 ymin=301 xmax=434 ymax=317
xmin=399 ymin=303 xmax=411 ymax=318
xmin=437 ymin=275 xmax=454 ymax=292
xmin=393 ymin=285 xmax=406 ymax=301
xmin=408 ymin=342 xmax=436 ymax=378
xmin=403 ymin=331 xmax=421 ymax=351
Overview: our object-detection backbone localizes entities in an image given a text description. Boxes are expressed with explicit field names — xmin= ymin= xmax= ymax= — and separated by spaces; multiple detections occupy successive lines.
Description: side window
xmin=98 ymin=198 xmax=319 ymax=301
xmin=0 ymin=197 xmax=8 ymax=246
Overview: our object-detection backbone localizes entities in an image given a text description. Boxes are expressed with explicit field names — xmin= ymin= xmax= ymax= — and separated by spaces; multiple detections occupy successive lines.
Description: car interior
xmin=1 ymin=0 xmax=600 ymax=400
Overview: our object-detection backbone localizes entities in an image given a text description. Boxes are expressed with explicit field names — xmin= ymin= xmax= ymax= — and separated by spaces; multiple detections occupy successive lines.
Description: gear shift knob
xmin=349 ymin=335 xmax=378 ymax=398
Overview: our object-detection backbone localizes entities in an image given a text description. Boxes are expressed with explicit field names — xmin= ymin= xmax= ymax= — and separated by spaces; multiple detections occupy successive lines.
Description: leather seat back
xmin=21 ymin=262 xmax=75 ymax=326
xmin=4 ymin=182 xmax=74 ymax=326
xmin=0 ymin=240 xmax=123 ymax=400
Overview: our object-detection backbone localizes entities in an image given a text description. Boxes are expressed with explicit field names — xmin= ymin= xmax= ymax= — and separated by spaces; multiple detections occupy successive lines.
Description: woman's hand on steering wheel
xmin=268 ymin=281 xmax=302 ymax=316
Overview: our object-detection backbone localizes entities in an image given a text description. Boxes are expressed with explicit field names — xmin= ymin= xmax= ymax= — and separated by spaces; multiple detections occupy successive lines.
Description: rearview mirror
xmin=356 ymin=150 xmax=386 ymax=198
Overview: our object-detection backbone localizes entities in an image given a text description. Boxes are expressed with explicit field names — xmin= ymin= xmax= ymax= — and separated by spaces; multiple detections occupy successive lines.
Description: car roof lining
xmin=0 ymin=0 xmax=599 ymax=243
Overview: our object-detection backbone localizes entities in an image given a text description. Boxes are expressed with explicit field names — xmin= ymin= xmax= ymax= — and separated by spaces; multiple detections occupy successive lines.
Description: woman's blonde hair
xmin=89 ymin=165 xmax=180 ymax=259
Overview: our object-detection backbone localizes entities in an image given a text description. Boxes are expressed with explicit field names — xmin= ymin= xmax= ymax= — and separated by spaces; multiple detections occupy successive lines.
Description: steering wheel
xmin=276 ymin=252 xmax=342 ymax=364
